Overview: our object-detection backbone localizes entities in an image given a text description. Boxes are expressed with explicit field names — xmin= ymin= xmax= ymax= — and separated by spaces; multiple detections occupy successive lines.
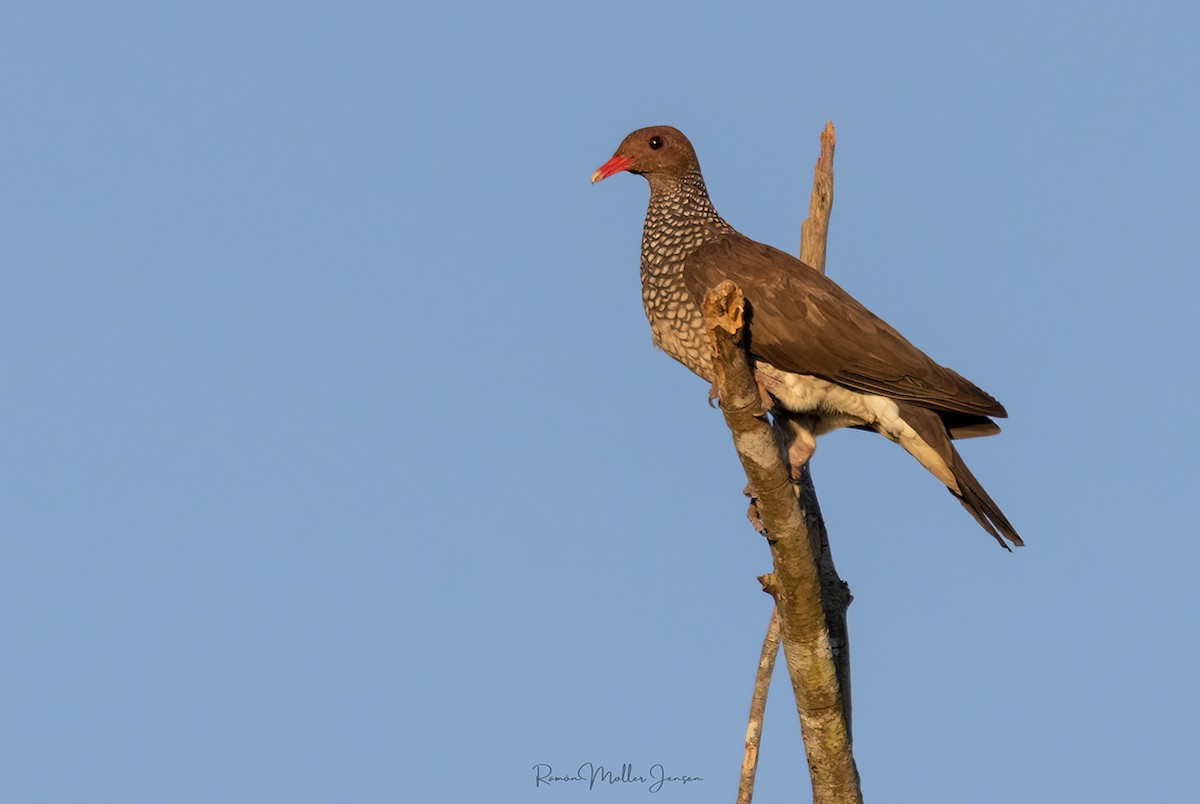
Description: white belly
xmin=754 ymin=362 xmax=918 ymax=441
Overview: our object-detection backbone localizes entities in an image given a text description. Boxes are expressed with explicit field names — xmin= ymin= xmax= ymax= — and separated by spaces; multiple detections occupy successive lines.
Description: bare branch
xmin=800 ymin=121 xmax=836 ymax=274
xmin=794 ymin=119 xmax=855 ymax=737
xmin=737 ymin=605 xmax=781 ymax=804
xmin=732 ymin=122 xmax=856 ymax=802
xmin=704 ymin=281 xmax=862 ymax=804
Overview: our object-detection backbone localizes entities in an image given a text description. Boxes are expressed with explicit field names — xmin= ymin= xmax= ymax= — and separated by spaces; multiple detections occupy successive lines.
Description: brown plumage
xmin=593 ymin=125 xmax=1022 ymax=548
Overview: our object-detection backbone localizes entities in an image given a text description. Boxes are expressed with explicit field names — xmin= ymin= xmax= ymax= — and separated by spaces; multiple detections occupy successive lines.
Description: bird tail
xmin=947 ymin=442 xmax=1023 ymax=549
xmin=894 ymin=404 xmax=1023 ymax=550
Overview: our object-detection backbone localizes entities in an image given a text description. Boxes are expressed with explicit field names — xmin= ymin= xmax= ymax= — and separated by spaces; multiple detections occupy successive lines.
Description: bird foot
xmin=771 ymin=414 xmax=817 ymax=483
xmin=750 ymin=370 xmax=775 ymax=415
xmin=786 ymin=436 xmax=816 ymax=482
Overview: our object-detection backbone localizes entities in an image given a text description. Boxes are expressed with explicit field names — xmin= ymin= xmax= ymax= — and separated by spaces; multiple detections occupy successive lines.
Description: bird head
xmin=591 ymin=126 xmax=699 ymax=184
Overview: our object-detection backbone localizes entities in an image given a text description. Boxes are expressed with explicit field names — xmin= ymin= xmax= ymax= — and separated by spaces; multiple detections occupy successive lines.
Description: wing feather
xmin=682 ymin=234 xmax=1006 ymax=418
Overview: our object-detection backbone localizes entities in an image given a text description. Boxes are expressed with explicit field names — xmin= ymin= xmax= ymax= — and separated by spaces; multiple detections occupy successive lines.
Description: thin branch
xmin=704 ymin=283 xmax=862 ymax=804
xmin=801 ymin=121 xmax=836 ymax=274
xmin=737 ymin=605 xmax=781 ymax=804
xmin=793 ymin=120 xmax=854 ymax=736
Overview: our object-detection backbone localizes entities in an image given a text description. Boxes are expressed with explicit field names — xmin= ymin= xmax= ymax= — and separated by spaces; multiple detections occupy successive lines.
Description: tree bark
xmin=704 ymin=282 xmax=862 ymax=804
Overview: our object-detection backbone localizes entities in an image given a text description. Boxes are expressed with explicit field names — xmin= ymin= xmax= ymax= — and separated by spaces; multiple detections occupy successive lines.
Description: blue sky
xmin=3 ymin=2 xmax=1198 ymax=802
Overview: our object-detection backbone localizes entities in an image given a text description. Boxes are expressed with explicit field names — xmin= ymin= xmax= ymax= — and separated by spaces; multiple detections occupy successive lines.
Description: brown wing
xmin=683 ymin=234 xmax=1006 ymax=418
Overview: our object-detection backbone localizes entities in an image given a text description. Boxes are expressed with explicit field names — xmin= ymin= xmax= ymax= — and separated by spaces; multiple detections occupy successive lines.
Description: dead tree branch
xmin=801 ymin=121 xmax=837 ymax=274
xmin=736 ymin=606 xmax=781 ymax=804
xmin=704 ymin=281 xmax=862 ymax=804
xmin=794 ymin=121 xmax=855 ymax=734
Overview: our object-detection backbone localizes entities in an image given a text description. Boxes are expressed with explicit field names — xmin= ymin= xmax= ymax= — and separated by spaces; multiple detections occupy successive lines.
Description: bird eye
xmin=649 ymin=136 xmax=663 ymax=149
